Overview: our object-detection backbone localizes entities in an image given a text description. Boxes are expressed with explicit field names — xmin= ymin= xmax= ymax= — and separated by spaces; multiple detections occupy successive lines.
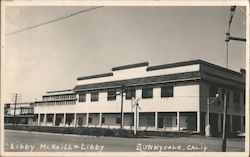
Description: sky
xmin=2 ymin=6 xmax=247 ymax=103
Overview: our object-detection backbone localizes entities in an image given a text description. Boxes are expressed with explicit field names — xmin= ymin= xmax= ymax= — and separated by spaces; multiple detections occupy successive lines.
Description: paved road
xmin=4 ymin=130 xmax=244 ymax=152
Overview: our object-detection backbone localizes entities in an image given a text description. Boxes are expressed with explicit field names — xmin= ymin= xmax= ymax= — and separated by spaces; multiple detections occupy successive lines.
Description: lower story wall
xmin=33 ymin=111 xmax=199 ymax=132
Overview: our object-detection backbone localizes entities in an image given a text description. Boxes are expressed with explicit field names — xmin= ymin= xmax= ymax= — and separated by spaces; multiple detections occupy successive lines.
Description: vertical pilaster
xmin=99 ymin=113 xmax=102 ymax=127
xmin=177 ymin=112 xmax=180 ymax=131
xmin=197 ymin=112 xmax=200 ymax=132
xmin=37 ymin=114 xmax=40 ymax=126
xmin=137 ymin=111 xmax=140 ymax=130
xmin=44 ymin=114 xmax=47 ymax=126
xmin=64 ymin=113 xmax=66 ymax=126
xmin=74 ymin=113 xmax=77 ymax=127
xmin=53 ymin=113 xmax=56 ymax=126
xmin=155 ymin=112 xmax=158 ymax=130
xmin=86 ymin=113 xmax=89 ymax=127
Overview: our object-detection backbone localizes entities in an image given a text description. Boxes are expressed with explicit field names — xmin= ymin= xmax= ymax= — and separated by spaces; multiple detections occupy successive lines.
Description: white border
xmin=1 ymin=0 xmax=249 ymax=157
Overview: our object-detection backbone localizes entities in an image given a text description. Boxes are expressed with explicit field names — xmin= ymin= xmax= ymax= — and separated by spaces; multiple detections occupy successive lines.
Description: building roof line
xmin=76 ymin=59 xmax=244 ymax=82
xmin=47 ymin=89 xmax=73 ymax=94
xmin=77 ymin=72 xmax=113 ymax=81
xmin=112 ymin=62 xmax=149 ymax=71
xmin=73 ymin=71 xmax=201 ymax=91
xmin=147 ymin=59 xmax=243 ymax=76
xmin=73 ymin=77 xmax=202 ymax=92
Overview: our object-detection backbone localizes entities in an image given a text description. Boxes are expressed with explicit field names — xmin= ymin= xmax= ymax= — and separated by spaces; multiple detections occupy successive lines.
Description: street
xmin=4 ymin=130 xmax=244 ymax=152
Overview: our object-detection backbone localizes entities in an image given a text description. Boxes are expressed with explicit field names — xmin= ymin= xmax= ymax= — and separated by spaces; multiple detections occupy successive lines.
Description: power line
xmin=6 ymin=6 xmax=103 ymax=36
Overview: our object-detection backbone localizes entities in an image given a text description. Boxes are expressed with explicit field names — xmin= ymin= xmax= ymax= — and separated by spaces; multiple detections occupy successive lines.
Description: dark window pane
xmin=142 ymin=88 xmax=153 ymax=99
xmin=126 ymin=89 xmax=136 ymax=99
xmin=79 ymin=93 xmax=86 ymax=102
xmin=116 ymin=118 xmax=121 ymax=124
xmin=102 ymin=117 xmax=105 ymax=124
xmin=88 ymin=117 xmax=92 ymax=123
xmin=47 ymin=114 xmax=53 ymax=122
xmin=161 ymin=86 xmax=173 ymax=97
xmin=91 ymin=92 xmax=99 ymax=101
xmin=108 ymin=90 xmax=116 ymax=101
xmin=40 ymin=115 xmax=44 ymax=122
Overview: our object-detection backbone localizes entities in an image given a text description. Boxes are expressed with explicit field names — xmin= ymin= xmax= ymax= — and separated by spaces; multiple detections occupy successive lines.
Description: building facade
xmin=4 ymin=102 xmax=35 ymax=125
xmin=34 ymin=60 xmax=246 ymax=136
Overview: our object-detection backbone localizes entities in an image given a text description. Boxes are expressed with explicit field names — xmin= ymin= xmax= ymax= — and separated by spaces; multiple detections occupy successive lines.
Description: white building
xmin=34 ymin=60 xmax=245 ymax=136
xmin=4 ymin=102 xmax=35 ymax=125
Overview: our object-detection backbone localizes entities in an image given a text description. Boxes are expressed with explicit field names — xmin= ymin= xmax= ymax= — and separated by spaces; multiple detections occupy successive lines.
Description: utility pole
xmin=13 ymin=93 xmax=17 ymax=126
xmin=11 ymin=93 xmax=21 ymax=126
xmin=206 ymin=94 xmax=219 ymax=137
xmin=120 ymin=84 xmax=125 ymax=130
xmin=222 ymin=91 xmax=228 ymax=152
xmin=222 ymin=6 xmax=246 ymax=152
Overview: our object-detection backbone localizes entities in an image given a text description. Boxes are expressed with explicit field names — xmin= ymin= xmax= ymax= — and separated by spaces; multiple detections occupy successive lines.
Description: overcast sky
xmin=3 ymin=6 xmax=246 ymax=103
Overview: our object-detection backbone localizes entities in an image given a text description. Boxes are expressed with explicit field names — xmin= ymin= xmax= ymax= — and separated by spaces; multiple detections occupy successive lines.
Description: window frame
xmin=161 ymin=86 xmax=174 ymax=98
xmin=125 ymin=88 xmax=136 ymax=100
xmin=107 ymin=90 xmax=117 ymax=101
xmin=79 ymin=93 xmax=86 ymax=102
xmin=91 ymin=92 xmax=99 ymax=102
xmin=142 ymin=87 xmax=153 ymax=99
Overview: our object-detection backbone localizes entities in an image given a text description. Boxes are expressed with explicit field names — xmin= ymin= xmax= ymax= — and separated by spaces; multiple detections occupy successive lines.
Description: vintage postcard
xmin=1 ymin=0 xmax=249 ymax=157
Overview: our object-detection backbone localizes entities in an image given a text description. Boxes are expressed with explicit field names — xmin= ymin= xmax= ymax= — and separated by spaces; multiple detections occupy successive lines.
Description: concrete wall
xmin=35 ymin=84 xmax=200 ymax=114
xmin=77 ymin=64 xmax=200 ymax=85
xmin=200 ymin=82 xmax=244 ymax=116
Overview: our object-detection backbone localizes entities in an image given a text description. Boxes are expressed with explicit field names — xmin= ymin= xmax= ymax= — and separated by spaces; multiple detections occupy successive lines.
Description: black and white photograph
xmin=1 ymin=0 xmax=249 ymax=156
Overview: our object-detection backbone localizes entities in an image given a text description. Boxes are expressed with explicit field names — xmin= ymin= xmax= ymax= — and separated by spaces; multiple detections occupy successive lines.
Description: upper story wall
xmin=200 ymin=82 xmax=245 ymax=116
xmin=200 ymin=62 xmax=245 ymax=89
xmin=34 ymin=84 xmax=200 ymax=114
xmin=76 ymin=62 xmax=200 ymax=86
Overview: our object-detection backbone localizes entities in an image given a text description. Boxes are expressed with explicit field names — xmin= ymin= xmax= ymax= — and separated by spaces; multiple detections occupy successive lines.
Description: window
xmin=161 ymin=86 xmax=173 ymax=97
xmin=79 ymin=93 xmax=86 ymax=102
xmin=40 ymin=115 xmax=44 ymax=122
xmin=88 ymin=117 xmax=92 ymax=123
xmin=102 ymin=117 xmax=105 ymax=124
xmin=209 ymin=86 xmax=218 ymax=97
xmin=147 ymin=117 xmax=154 ymax=126
xmin=91 ymin=92 xmax=99 ymax=101
xmin=47 ymin=114 xmax=53 ymax=122
xmin=126 ymin=89 xmax=136 ymax=99
xmin=142 ymin=88 xmax=153 ymax=99
xmin=233 ymin=90 xmax=240 ymax=103
xmin=108 ymin=90 xmax=116 ymax=101
xmin=116 ymin=118 xmax=121 ymax=124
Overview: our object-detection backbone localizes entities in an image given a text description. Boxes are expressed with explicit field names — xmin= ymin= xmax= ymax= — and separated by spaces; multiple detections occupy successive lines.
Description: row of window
xmin=209 ymin=86 xmax=244 ymax=104
xmin=88 ymin=117 xmax=121 ymax=124
xmin=78 ymin=86 xmax=174 ymax=102
xmin=38 ymin=101 xmax=76 ymax=106
xmin=43 ymin=94 xmax=76 ymax=101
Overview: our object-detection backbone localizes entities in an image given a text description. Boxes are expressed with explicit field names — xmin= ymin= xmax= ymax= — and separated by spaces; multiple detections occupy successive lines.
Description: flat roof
xmin=77 ymin=72 xmax=113 ymax=81
xmin=112 ymin=62 xmax=149 ymax=71
xmin=73 ymin=71 xmax=201 ymax=92
xmin=76 ymin=59 xmax=244 ymax=83
xmin=47 ymin=89 xmax=73 ymax=94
